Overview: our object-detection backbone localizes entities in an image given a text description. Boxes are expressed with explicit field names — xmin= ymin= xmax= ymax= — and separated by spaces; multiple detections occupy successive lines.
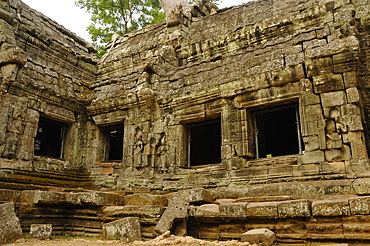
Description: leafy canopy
xmin=75 ymin=0 xmax=166 ymax=56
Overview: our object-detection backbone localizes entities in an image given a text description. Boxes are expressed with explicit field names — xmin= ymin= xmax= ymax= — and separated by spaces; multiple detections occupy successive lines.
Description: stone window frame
xmin=234 ymin=96 xmax=304 ymax=162
xmin=176 ymin=99 xmax=223 ymax=168
xmin=102 ymin=123 xmax=124 ymax=162
xmin=34 ymin=116 xmax=68 ymax=159
xmin=252 ymin=103 xmax=304 ymax=159
xmin=186 ymin=117 xmax=222 ymax=167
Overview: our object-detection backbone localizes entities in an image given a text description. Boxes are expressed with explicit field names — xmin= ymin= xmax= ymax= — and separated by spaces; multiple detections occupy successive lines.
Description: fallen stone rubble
xmin=133 ymin=231 xmax=253 ymax=246
xmin=5 ymin=234 xmax=255 ymax=246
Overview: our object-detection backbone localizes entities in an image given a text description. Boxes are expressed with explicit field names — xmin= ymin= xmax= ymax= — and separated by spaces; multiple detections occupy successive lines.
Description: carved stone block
xmin=30 ymin=224 xmax=52 ymax=239
xmin=278 ymin=199 xmax=311 ymax=218
xmin=352 ymin=178 xmax=370 ymax=195
xmin=102 ymin=217 xmax=141 ymax=242
xmin=177 ymin=188 xmax=213 ymax=204
xmin=246 ymin=202 xmax=279 ymax=219
xmin=220 ymin=202 xmax=248 ymax=218
xmin=349 ymin=196 xmax=370 ymax=215
xmin=312 ymin=199 xmax=350 ymax=216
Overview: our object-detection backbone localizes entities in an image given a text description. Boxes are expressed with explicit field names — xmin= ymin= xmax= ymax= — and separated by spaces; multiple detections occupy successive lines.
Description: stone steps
xmin=0 ymin=168 xmax=95 ymax=189
xmin=186 ymin=195 xmax=370 ymax=242
xmin=3 ymin=186 xmax=370 ymax=243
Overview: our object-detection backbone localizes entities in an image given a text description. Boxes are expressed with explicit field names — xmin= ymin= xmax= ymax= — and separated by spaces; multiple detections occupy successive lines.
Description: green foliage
xmin=75 ymin=0 xmax=166 ymax=56
xmin=76 ymin=0 xmax=221 ymax=57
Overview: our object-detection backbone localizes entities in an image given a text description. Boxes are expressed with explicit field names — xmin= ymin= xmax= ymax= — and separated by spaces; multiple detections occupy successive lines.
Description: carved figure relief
xmin=325 ymin=107 xmax=348 ymax=149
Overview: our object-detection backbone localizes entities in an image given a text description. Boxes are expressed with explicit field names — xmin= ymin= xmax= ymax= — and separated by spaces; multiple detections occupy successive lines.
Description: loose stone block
xmin=0 ymin=202 xmax=22 ymax=245
xmin=0 ymin=189 xmax=22 ymax=203
xmin=154 ymin=197 xmax=189 ymax=236
xmin=246 ymin=202 xmax=279 ymax=219
xmin=102 ymin=217 xmax=141 ymax=242
xmin=278 ymin=200 xmax=311 ymax=218
xmin=66 ymin=191 xmax=124 ymax=206
xmin=177 ymin=188 xmax=213 ymax=204
xmin=241 ymin=228 xmax=276 ymax=246
xmin=312 ymin=199 xmax=350 ymax=217
xmin=195 ymin=204 xmax=220 ymax=218
xmin=220 ymin=202 xmax=248 ymax=218
xmin=30 ymin=224 xmax=52 ymax=239
xmin=21 ymin=190 xmax=66 ymax=205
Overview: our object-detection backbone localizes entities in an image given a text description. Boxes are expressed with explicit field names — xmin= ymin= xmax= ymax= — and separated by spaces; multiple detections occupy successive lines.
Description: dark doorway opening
xmin=34 ymin=117 xmax=66 ymax=159
xmin=254 ymin=104 xmax=303 ymax=158
xmin=188 ymin=118 xmax=221 ymax=166
xmin=104 ymin=124 xmax=124 ymax=161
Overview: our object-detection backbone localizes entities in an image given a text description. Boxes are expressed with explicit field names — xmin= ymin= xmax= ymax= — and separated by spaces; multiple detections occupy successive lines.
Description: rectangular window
xmin=254 ymin=103 xmax=303 ymax=158
xmin=103 ymin=124 xmax=124 ymax=161
xmin=34 ymin=117 xmax=66 ymax=159
xmin=187 ymin=118 xmax=221 ymax=166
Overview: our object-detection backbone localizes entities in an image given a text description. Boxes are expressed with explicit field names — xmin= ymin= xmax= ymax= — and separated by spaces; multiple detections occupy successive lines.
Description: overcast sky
xmin=21 ymin=0 xmax=251 ymax=43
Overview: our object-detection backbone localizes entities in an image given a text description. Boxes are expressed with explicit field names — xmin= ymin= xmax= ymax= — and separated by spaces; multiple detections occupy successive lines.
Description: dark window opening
xmin=254 ymin=104 xmax=303 ymax=158
xmin=34 ymin=117 xmax=66 ymax=159
xmin=104 ymin=124 xmax=124 ymax=161
xmin=188 ymin=118 xmax=221 ymax=166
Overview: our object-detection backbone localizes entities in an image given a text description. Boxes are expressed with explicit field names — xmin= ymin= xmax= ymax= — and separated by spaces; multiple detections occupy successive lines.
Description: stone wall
xmin=88 ymin=0 xmax=370 ymax=189
xmin=1 ymin=0 xmax=369 ymax=190
xmin=2 ymin=0 xmax=370 ymax=243
xmin=354 ymin=0 xmax=370 ymax=154
xmin=0 ymin=0 xmax=97 ymax=184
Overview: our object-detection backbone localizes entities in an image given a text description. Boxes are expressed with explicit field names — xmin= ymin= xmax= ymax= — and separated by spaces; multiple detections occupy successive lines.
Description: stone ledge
xmin=191 ymin=196 xmax=370 ymax=220
xmin=20 ymin=190 xmax=125 ymax=206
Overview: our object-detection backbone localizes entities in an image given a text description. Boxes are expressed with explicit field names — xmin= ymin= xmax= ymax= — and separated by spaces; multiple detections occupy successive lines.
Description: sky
xmin=21 ymin=0 xmax=251 ymax=43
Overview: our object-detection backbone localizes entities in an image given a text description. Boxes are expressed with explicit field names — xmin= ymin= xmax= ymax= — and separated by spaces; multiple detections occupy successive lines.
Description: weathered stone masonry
xmin=89 ymin=0 xmax=370 ymax=189
xmin=0 ymin=0 xmax=97 ymax=186
xmin=2 ymin=0 xmax=370 ymax=243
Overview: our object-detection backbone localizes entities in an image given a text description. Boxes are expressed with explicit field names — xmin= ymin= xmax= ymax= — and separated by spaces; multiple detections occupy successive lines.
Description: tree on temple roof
xmin=76 ymin=0 xmax=220 ymax=57
xmin=75 ymin=0 xmax=166 ymax=57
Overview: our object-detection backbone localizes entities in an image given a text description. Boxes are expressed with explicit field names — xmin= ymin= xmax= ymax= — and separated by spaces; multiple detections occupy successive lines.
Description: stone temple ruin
xmin=2 ymin=0 xmax=370 ymax=244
